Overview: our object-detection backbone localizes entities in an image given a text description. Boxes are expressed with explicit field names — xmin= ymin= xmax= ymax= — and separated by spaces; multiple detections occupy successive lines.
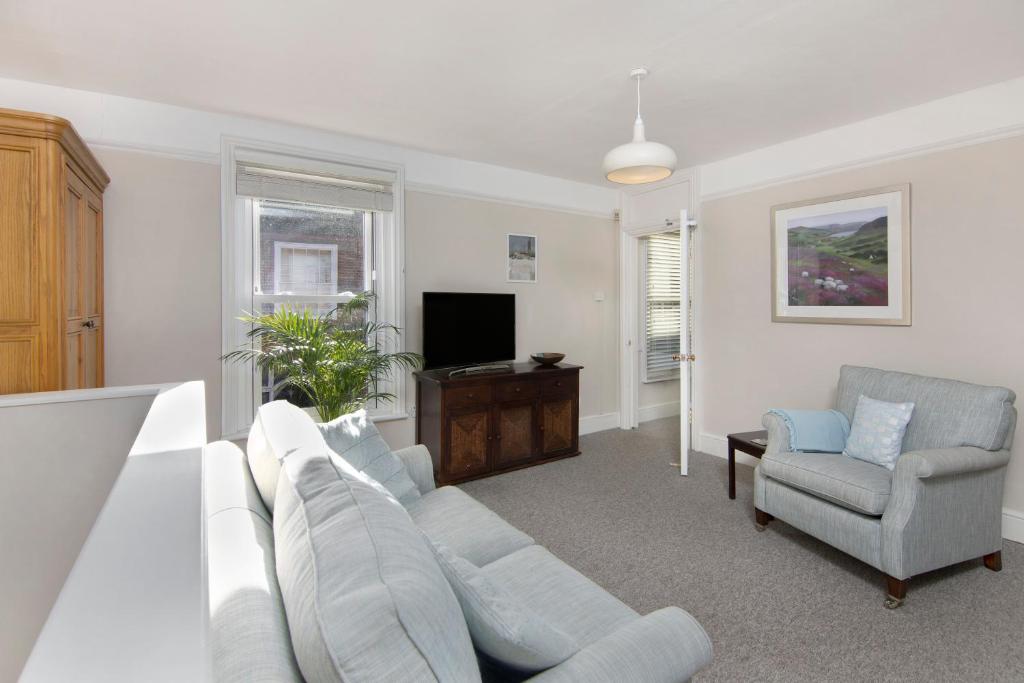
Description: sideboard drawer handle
xmin=467 ymin=393 xmax=474 ymax=399
xmin=514 ymin=387 xmax=521 ymax=392
xmin=555 ymin=381 xmax=562 ymax=387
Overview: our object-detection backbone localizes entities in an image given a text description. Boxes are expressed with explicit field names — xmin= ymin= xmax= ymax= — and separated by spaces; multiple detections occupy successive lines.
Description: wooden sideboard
xmin=414 ymin=362 xmax=582 ymax=485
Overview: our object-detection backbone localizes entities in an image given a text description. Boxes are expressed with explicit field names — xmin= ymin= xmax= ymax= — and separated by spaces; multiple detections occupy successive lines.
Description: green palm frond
xmin=221 ymin=292 xmax=423 ymax=422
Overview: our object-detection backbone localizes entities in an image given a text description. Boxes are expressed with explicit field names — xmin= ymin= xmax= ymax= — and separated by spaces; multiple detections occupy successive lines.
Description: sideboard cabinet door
xmin=445 ymin=409 xmax=491 ymax=479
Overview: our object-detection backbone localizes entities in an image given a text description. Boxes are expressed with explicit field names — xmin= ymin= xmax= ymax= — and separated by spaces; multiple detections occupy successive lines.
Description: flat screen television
xmin=422 ymin=292 xmax=515 ymax=369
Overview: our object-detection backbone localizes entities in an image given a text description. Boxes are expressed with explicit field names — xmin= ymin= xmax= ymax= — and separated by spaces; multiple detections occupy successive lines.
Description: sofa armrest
xmin=761 ymin=412 xmax=794 ymax=455
xmin=393 ymin=444 xmax=436 ymax=493
xmin=527 ymin=607 xmax=712 ymax=683
xmin=895 ymin=446 xmax=1010 ymax=479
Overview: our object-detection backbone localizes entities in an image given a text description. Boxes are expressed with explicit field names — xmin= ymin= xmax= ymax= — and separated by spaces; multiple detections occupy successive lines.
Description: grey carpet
xmin=459 ymin=417 xmax=1024 ymax=682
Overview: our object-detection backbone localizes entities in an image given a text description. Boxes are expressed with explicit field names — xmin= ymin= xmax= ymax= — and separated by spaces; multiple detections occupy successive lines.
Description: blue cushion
xmin=844 ymin=395 xmax=914 ymax=470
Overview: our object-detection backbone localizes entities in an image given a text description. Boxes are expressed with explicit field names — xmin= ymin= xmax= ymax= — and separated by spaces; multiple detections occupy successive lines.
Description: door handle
xmin=82 ymin=320 xmax=96 ymax=329
xmin=671 ymin=353 xmax=696 ymax=362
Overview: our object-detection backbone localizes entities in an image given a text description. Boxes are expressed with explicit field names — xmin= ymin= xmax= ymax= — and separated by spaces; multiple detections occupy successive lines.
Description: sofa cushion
xmin=843 ymin=395 xmax=914 ymax=470
xmin=480 ymin=545 xmax=638 ymax=649
xmin=274 ymin=447 xmax=480 ymax=683
xmin=318 ymin=409 xmax=421 ymax=505
xmin=836 ymin=365 xmax=1017 ymax=452
xmin=407 ymin=486 xmax=534 ymax=567
xmin=759 ymin=450 xmax=892 ymax=516
xmin=430 ymin=541 xmax=578 ymax=672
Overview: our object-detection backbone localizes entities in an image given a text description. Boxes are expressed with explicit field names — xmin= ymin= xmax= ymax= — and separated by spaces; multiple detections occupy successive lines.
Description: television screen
xmin=422 ymin=292 xmax=515 ymax=369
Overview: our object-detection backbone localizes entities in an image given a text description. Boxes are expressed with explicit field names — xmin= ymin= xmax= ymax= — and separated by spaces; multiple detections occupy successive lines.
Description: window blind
xmin=644 ymin=231 xmax=681 ymax=380
xmin=236 ymin=162 xmax=394 ymax=212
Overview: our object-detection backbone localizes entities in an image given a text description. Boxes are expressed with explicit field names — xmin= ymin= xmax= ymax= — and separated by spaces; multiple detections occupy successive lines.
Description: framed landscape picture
xmin=507 ymin=233 xmax=537 ymax=282
xmin=771 ymin=184 xmax=911 ymax=325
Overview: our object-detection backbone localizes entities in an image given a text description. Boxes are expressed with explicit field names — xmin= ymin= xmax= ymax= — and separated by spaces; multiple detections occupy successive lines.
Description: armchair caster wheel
xmin=754 ymin=523 xmax=766 ymax=532
xmin=883 ymin=596 xmax=904 ymax=610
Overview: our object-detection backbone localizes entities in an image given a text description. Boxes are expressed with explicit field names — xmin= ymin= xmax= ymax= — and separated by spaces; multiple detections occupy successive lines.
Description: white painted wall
xmin=20 ymin=382 xmax=209 ymax=683
xmin=0 ymin=387 xmax=159 ymax=682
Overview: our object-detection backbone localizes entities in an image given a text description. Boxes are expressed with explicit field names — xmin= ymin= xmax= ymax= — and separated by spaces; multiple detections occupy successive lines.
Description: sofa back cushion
xmin=274 ymin=447 xmax=480 ymax=683
xmin=204 ymin=441 xmax=302 ymax=683
xmin=318 ymin=410 xmax=421 ymax=505
xmin=430 ymin=540 xmax=577 ymax=673
xmin=836 ymin=365 xmax=1017 ymax=452
xmin=247 ymin=400 xmax=331 ymax=513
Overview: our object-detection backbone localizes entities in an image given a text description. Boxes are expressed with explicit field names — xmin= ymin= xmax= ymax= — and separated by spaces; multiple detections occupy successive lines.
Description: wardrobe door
xmin=81 ymin=186 xmax=103 ymax=388
xmin=0 ymin=135 xmax=43 ymax=394
xmin=63 ymin=167 xmax=103 ymax=389
xmin=63 ymin=172 xmax=84 ymax=389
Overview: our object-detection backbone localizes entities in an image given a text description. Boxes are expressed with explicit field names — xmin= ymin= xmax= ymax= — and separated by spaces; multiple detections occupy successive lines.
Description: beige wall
xmin=378 ymin=191 xmax=619 ymax=447
xmin=91 ymin=149 xmax=617 ymax=444
xmin=699 ymin=135 xmax=1024 ymax=514
xmin=95 ymin=148 xmax=222 ymax=439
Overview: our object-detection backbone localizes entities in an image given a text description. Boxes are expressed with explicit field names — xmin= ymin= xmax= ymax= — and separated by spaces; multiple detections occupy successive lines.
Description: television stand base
xmin=448 ymin=363 xmax=512 ymax=377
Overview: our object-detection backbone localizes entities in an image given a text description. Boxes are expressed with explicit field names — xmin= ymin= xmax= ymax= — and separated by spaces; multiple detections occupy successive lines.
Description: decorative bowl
xmin=530 ymin=352 xmax=565 ymax=366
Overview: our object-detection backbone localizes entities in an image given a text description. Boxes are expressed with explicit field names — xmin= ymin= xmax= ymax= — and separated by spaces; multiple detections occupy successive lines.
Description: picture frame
xmin=771 ymin=184 xmax=911 ymax=325
xmin=507 ymin=233 xmax=537 ymax=283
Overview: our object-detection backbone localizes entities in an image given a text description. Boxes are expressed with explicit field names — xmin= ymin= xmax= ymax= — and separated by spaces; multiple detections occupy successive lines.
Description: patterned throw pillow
xmin=843 ymin=394 xmax=915 ymax=470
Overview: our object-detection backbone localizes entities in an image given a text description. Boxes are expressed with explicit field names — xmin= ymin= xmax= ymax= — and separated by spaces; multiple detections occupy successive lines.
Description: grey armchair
xmin=755 ymin=365 xmax=1017 ymax=608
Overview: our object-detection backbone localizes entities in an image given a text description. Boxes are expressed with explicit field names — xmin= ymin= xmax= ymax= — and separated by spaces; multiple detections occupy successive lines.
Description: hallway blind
xmin=643 ymin=231 xmax=681 ymax=381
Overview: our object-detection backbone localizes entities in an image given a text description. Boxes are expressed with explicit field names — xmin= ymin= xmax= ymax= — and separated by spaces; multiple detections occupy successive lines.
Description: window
xmin=641 ymin=231 xmax=681 ymax=382
xmin=222 ymin=142 xmax=404 ymax=438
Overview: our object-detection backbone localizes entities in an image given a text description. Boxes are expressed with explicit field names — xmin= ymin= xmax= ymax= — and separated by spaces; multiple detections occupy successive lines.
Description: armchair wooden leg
xmin=983 ymin=551 xmax=1002 ymax=572
xmin=754 ymin=508 xmax=773 ymax=531
xmin=884 ymin=575 xmax=908 ymax=609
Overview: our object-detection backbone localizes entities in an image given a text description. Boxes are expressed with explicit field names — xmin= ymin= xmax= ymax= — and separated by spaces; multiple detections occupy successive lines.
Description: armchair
xmin=755 ymin=365 xmax=1016 ymax=608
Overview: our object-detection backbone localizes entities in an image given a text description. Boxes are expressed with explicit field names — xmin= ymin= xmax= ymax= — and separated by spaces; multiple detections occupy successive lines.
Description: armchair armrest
xmin=393 ymin=444 xmax=436 ymax=493
xmin=895 ymin=446 xmax=1010 ymax=479
xmin=528 ymin=607 xmax=712 ymax=683
xmin=882 ymin=446 xmax=1010 ymax=579
xmin=761 ymin=412 xmax=794 ymax=454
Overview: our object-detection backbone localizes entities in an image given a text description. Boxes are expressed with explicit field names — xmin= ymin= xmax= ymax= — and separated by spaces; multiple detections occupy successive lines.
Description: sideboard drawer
xmin=495 ymin=380 xmax=539 ymax=402
xmin=447 ymin=384 xmax=492 ymax=408
xmin=540 ymin=374 xmax=577 ymax=398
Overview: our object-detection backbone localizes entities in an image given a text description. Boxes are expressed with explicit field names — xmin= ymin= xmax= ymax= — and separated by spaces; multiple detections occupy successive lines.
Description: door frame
xmin=617 ymin=171 xmax=699 ymax=434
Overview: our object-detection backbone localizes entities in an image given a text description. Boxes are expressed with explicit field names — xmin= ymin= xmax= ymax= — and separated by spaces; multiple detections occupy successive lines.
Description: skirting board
xmin=579 ymin=401 xmax=681 ymax=437
xmin=701 ymin=431 xmax=1024 ymax=544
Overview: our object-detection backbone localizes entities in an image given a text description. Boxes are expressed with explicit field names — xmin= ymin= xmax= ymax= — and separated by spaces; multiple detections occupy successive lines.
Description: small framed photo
xmin=771 ymin=184 xmax=911 ymax=325
xmin=507 ymin=233 xmax=537 ymax=283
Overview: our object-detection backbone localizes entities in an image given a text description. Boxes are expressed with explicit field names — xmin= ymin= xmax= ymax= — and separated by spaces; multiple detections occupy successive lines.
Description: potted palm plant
xmin=223 ymin=293 xmax=422 ymax=422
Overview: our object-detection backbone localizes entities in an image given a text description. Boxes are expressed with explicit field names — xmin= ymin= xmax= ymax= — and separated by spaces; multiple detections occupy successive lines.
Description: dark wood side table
xmin=726 ymin=430 xmax=768 ymax=499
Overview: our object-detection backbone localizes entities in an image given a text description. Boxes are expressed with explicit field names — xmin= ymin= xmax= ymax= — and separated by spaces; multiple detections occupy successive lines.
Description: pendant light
xmin=602 ymin=67 xmax=677 ymax=184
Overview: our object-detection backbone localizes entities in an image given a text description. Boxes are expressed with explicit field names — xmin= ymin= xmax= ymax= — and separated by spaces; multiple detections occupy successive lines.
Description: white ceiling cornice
xmin=701 ymin=76 xmax=1024 ymax=200
xmin=0 ymin=77 xmax=620 ymax=218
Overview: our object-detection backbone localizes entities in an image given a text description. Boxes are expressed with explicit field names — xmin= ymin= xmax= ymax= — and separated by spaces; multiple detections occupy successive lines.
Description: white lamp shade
xmin=602 ymin=139 xmax=677 ymax=184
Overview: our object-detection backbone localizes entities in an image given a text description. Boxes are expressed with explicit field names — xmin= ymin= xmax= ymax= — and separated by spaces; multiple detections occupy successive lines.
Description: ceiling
xmin=2 ymin=0 xmax=1023 ymax=185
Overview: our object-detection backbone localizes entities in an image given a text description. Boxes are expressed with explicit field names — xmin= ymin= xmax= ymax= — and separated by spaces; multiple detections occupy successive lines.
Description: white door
xmin=677 ymin=209 xmax=691 ymax=475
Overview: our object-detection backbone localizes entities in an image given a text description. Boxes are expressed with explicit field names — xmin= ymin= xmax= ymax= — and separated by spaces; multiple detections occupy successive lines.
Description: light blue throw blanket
xmin=767 ymin=409 xmax=850 ymax=453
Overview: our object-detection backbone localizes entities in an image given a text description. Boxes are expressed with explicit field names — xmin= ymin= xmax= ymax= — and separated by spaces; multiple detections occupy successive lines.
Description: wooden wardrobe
xmin=0 ymin=108 xmax=109 ymax=394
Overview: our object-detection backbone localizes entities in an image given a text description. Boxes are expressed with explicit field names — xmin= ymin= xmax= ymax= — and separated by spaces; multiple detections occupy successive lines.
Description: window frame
xmin=639 ymin=231 xmax=682 ymax=384
xmin=221 ymin=138 xmax=406 ymax=440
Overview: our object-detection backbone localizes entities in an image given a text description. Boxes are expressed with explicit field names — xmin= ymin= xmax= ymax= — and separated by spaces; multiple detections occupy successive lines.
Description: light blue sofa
xmin=755 ymin=365 xmax=1017 ymax=608
xmin=204 ymin=401 xmax=712 ymax=682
